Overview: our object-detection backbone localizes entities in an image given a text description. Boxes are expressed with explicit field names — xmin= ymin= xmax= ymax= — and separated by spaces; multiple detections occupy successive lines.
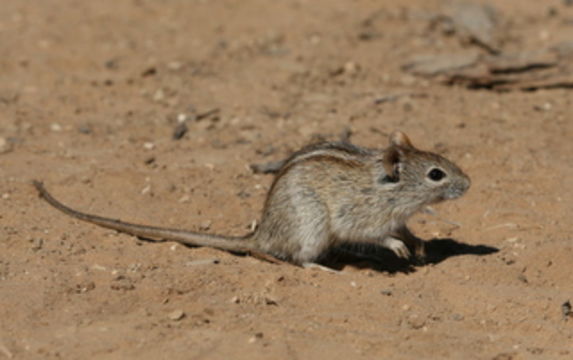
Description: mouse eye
xmin=427 ymin=168 xmax=446 ymax=182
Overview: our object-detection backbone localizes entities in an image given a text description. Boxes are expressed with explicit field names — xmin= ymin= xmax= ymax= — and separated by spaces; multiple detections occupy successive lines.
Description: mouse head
xmin=380 ymin=131 xmax=471 ymax=204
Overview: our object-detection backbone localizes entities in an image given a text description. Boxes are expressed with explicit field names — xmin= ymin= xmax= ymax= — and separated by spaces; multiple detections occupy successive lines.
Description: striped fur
xmin=34 ymin=132 xmax=470 ymax=266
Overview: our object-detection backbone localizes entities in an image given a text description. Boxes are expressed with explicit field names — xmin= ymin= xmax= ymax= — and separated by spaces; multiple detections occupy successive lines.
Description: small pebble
xmin=143 ymin=142 xmax=155 ymax=150
xmin=153 ymin=89 xmax=165 ymax=102
xmin=172 ymin=123 xmax=189 ymax=141
xmin=381 ymin=289 xmax=393 ymax=296
xmin=199 ymin=220 xmax=212 ymax=231
xmin=168 ymin=61 xmax=183 ymax=71
xmin=178 ymin=195 xmax=190 ymax=203
xmin=144 ymin=156 xmax=156 ymax=165
xmin=78 ymin=124 xmax=92 ymax=134
xmin=177 ymin=113 xmax=187 ymax=123
xmin=264 ymin=296 xmax=278 ymax=306
xmin=140 ymin=185 xmax=151 ymax=195
xmin=533 ymin=102 xmax=552 ymax=111
xmin=562 ymin=300 xmax=572 ymax=319
xmin=30 ymin=237 xmax=43 ymax=251
xmin=0 ymin=137 xmax=13 ymax=154
xmin=141 ymin=67 xmax=157 ymax=77
xmin=168 ymin=309 xmax=185 ymax=321
xmin=343 ymin=61 xmax=359 ymax=74
xmin=92 ymin=264 xmax=107 ymax=271
xmin=50 ymin=123 xmax=62 ymax=132
xmin=248 ymin=332 xmax=264 ymax=343
xmin=407 ymin=314 xmax=426 ymax=329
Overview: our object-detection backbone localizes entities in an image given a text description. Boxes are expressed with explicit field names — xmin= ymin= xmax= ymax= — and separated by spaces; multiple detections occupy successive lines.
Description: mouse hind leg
xmin=257 ymin=188 xmax=334 ymax=266
xmin=289 ymin=203 xmax=333 ymax=265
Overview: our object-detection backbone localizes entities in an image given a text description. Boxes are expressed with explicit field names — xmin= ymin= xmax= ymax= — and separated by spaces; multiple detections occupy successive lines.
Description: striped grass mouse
xmin=34 ymin=131 xmax=470 ymax=266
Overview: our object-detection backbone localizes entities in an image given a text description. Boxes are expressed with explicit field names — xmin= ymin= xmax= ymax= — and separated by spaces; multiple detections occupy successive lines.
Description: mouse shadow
xmin=323 ymin=238 xmax=499 ymax=274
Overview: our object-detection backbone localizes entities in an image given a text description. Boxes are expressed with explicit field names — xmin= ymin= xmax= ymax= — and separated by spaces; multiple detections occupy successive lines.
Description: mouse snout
xmin=447 ymin=174 xmax=471 ymax=199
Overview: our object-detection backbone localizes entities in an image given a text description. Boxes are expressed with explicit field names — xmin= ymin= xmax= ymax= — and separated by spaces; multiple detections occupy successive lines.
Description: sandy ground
xmin=1 ymin=0 xmax=572 ymax=359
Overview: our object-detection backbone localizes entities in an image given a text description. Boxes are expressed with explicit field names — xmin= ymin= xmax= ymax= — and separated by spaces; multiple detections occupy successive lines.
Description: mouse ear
xmin=389 ymin=131 xmax=414 ymax=149
xmin=381 ymin=146 xmax=403 ymax=182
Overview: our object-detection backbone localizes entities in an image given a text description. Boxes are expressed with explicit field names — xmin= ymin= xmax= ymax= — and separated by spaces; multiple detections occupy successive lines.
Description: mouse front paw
xmin=383 ymin=237 xmax=411 ymax=259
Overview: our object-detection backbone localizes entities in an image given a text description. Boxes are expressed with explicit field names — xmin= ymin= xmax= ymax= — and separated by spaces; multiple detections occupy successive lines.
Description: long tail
xmin=32 ymin=180 xmax=254 ymax=252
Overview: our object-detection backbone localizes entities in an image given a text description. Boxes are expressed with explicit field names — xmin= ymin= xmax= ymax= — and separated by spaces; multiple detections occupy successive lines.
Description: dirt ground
xmin=1 ymin=0 xmax=572 ymax=359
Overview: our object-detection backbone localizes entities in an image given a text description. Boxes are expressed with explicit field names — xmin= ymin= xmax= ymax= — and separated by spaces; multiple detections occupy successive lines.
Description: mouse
xmin=33 ymin=131 xmax=470 ymax=267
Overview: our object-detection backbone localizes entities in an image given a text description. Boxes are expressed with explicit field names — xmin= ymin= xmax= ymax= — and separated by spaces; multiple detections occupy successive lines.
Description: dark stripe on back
xmin=265 ymin=147 xmax=367 ymax=205
xmin=288 ymin=141 xmax=372 ymax=160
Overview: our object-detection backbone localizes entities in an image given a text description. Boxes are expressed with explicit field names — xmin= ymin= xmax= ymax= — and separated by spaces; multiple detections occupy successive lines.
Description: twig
xmin=196 ymin=108 xmax=220 ymax=121
xmin=374 ymin=93 xmax=427 ymax=105
xmin=484 ymin=223 xmax=519 ymax=231
xmin=0 ymin=342 xmax=13 ymax=359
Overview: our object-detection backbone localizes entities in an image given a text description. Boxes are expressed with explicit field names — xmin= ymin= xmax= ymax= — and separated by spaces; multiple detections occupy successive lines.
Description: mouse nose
xmin=447 ymin=174 xmax=471 ymax=199
xmin=456 ymin=175 xmax=471 ymax=197
xmin=461 ymin=174 xmax=471 ymax=193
